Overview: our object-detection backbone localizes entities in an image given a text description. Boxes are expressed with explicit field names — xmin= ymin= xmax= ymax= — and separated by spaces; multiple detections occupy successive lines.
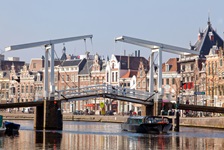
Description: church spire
xmin=62 ymin=43 xmax=66 ymax=54
xmin=207 ymin=12 xmax=211 ymax=25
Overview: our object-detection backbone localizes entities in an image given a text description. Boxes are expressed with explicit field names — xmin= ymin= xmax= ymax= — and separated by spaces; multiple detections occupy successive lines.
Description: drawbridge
xmin=55 ymin=84 xmax=155 ymax=105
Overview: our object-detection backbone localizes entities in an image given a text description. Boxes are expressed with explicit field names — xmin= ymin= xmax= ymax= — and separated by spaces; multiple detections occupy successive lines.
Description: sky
xmin=1 ymin=1 xmax=224 ymax=63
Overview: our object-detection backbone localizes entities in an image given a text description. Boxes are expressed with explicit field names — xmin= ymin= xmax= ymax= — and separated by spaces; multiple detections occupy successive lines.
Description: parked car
xmin=22 ymin=107 xmax=34 ymax=114
xmin=106 ymin=110 xmax=114 ymax=115
xmin=28 ymin=108 xmax=34 ymax=114
xmin=73 ymin=110 xmax=84 ymax=115
xmin=89 ymin=110 xmax=95 ymax=115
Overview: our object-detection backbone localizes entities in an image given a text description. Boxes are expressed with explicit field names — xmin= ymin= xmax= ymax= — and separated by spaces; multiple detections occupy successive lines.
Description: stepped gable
xmin=115 ymin=55 xmax=148 ymax=70
xmin=191 ymin=19 xmax=223 ymax=57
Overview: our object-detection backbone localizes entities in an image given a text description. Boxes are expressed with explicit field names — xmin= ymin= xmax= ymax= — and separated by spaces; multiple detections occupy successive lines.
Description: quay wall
xmin=1 ymin=113 xmax=224 ymax=129
xmin=180 ymin=117 xmax=224 ymax=129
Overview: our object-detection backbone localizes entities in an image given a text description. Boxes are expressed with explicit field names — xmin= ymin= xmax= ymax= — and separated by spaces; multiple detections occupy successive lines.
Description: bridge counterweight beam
xmin=149 ymin=52 xmax=154 ymax=93
xmin=50 ymin=44 xmax=55 ymax=98
xmin=44 ymin=47 xmax=49 ymax=99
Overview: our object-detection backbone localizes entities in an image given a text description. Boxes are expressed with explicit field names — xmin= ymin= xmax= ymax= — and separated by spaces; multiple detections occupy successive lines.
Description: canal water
xmin=0 ymin=120 xmax=224 ymax=150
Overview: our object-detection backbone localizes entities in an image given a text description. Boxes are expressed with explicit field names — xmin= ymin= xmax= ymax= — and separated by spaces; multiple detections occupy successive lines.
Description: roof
xmin=162 ymin=58 xmax=179 ymax=72
xmin=79 ymin=59 xmax=93 ymax=75
xmin=0 ymin=60 xmax=25 ymax=72
xmin=60 ymin=59 xmax=82 ymax=67
xmin=121 ymin=70 xmax=138 ymax=78
xmin=115 ymin=55 xmax=148 ymax=70
xmin=60 ymin=53 xmax=67 ymax=60
xmin=191 ymin=20 xmax=223 ymax=57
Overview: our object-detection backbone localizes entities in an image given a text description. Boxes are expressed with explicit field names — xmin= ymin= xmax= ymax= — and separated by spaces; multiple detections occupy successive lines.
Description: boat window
xmin=127 ymin=118 xmax=143 ymax=124
xmin=138 ymin=119 xmax=142 ymax=124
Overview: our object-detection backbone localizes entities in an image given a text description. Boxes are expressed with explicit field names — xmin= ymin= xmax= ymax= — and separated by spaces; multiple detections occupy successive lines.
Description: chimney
xmin=138 ymin=50 xmax=140 ymax=57
xmin=124 ymin=50 xmax=126 ymax=56
xmin=135 ymin=51 xmax=137 ymax=57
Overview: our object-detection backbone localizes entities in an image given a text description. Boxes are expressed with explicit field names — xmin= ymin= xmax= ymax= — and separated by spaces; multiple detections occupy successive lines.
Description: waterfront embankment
xmin=1 ymin=112 xmax=224 ymax=129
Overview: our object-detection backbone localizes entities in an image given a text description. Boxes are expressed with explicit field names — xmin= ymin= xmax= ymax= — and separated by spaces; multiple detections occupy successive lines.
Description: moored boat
xmin=0 ymin=115 xmax=5 ymax=135
xmin=4 ymin=121 xmax=20 ymax=132
xmin=121 ymin=116 xmax=172 ymax=134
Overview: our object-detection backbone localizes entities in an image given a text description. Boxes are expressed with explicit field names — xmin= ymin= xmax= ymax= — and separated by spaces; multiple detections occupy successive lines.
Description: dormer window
xmin=165 ymin=64 xmax=170 ymax=71
xmin=209 ymin=32 xmax=214 ymax=41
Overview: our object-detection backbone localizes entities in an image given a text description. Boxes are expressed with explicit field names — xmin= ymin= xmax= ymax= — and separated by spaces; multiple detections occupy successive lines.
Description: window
xmin=112 ymin=72 xmax=114 ymax=82
xmin=1 ymin=83 xmax=5 ymax=89
xmin=165 ymin=64 xmax=169 ymax=72
xmin=112 ymin=63 xmax=114 ymax=69
xmin=61 ymin=75 xmax=64 ymax=82
xmin=33 ymin=63 xmax=36 ymax=69
xmin=182 ymin=65 xmax=185 ymax=71
xmin=220 ymin=59 xmax=223 ymax=67
xmin=107 ymin=73 xmax=109 ymax=82
xmin=12 ymin=87 xmax=15 ymax=95
xmin=172 ymin=78 xmax=175 ymax=84
xmin=21 ymin=86 xmax=24 ymax=93
xmin=26 ymin=85 xmax=28 ymax=93
xmin=71 ymin=75 xmax=75 ymax=82
xmin=190 ymin=64 xmax=194 ymax=71
xmin=166 ymin=79 xmax=169 ymax=85
xmin=30 ymin=86 xmax=33 ymax=93
xmin=6 ymin=83 xmax=9 ymax=88
xmin=115 ymin=72 xmax=118 ymax=82
xmin=6 ymin=92 xmax=9 ymax=99
xmin=191 ymin=77 xmax=194 ymax=82
xmin=66 ymin=75 xmax=69 ymax=81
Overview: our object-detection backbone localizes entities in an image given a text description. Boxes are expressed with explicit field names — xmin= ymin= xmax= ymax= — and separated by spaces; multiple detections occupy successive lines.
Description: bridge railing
xmin=55 ymin=84 xmax=155 ymax=101
xmin=106 ymin=85 xmax=154 ymax=100
xmin=55 ymin=84 xmax=107 ymax=100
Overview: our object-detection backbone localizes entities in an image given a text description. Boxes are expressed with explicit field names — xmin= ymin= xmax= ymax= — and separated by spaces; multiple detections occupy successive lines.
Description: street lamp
xmin=122 ymin=78 xmax=125 ymax=116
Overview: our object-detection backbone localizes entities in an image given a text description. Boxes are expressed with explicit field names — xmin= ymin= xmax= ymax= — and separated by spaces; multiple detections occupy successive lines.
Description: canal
xmin=1 ymin=120 xmax=224 ymax=149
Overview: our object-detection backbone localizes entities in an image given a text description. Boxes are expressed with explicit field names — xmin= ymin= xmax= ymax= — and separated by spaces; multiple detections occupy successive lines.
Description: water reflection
xmin=35 ymin=131 xmax=62 ymax=149
xmin=0 ymin=120 xmax=224 ymax=149
xmin=5 ymin=129 xmax=19 ymax=137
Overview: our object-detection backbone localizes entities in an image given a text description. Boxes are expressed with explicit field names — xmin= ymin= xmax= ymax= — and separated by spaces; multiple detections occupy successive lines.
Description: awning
xmin=84 ymin=103 xmax=95 ymax=107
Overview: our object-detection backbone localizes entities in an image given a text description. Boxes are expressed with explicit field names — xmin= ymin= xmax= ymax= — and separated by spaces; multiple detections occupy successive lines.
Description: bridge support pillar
xmin=153 ymin=100 xmax=162 ymax=116
xmin=142 ymin=105 xmax=153 ymax=116
xmin=34 ymin=98 xmax=62 ymax=130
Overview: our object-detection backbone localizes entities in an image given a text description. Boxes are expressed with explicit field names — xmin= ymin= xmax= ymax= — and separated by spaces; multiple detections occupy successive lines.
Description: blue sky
xmin=1 ymin=1 xmax=224 ymax=63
